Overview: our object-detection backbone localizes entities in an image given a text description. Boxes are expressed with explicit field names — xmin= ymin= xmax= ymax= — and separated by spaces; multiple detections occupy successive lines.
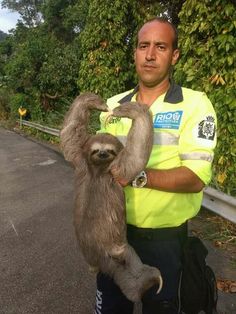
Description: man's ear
xmin=171 ymin=49 xmax=180 ymax=65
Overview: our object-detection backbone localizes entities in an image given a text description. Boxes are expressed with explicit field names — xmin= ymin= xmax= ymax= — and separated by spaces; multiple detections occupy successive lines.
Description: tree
xmin=63 ymin=0 xmax=89 ymax=35
xmin=1 ymin=0 xmax=43 ymax=27
xmin=36 ymin=38 xmax=80 ymax=111
xmin=174 ymin=0 xmax=236 ymax=195
xmin=0 ymin=30 xmax=8 ymax=41
xmin=40 ymin=0 xmax=77 ymax=42
xmin=1 ymin=24 xmax=80 ymax=119
xmin=0 ymin=0 xmax=85 ymax=120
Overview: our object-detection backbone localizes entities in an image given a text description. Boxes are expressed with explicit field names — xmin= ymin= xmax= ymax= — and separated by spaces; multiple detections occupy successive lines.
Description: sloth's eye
xmin=91 ymin=149 xmax=99 ymax=156
xmin=107 ymin=149 xmax=117 ymax=156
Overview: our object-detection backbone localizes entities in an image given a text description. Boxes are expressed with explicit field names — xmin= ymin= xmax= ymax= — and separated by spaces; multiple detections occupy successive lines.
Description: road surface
xmin=0 ymin=127 xmax=96 ymax=314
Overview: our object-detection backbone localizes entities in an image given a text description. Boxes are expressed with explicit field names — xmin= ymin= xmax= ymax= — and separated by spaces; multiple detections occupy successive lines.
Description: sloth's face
xmin=83 ymin=133 xmax=124 ymax=167
xmin=89 ymin=142 xmax=118 ymax=165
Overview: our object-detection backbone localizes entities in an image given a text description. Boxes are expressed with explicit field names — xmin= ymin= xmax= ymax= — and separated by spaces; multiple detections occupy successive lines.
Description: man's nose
xmin=145 ymin=45 xmax=156 ymax=61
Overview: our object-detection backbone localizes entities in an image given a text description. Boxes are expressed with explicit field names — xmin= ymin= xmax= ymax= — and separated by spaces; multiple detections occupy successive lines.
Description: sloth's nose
xmin=98 ymin=151 xmax=109 ymax=159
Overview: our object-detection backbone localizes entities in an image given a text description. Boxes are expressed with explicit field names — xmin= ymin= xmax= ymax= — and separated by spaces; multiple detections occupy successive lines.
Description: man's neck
xmin=137 ymin=79 xmax=170 ymax=107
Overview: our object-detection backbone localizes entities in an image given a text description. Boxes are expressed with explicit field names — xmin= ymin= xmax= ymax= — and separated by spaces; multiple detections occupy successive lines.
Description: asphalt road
xmin=0 ymin=127 xmax=96 ymax=314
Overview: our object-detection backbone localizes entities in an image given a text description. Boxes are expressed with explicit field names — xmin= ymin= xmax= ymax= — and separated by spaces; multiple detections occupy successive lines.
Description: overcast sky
xmin=0 ymin=3 xmax=20 ymax=33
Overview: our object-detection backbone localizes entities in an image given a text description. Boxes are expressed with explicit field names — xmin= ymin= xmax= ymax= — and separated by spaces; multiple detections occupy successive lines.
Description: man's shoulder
xmin=181 ymin=86 xmax=205 ymax=98
xmin=107 ymin=89 xmax=134 ymax=107
xmin=181 ymin=86 xmax=213 ymax=106
xmin=180 ymin=86 xmax=215 ymax=117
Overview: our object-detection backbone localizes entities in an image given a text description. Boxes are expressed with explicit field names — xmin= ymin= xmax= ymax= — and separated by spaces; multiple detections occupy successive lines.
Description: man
xmin=95 ymin=17 xmax=217 ymax=314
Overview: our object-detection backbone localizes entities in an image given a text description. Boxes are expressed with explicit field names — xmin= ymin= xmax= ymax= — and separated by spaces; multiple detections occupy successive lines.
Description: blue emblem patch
xmin=153 ymin=111 xmax=183 ymax=129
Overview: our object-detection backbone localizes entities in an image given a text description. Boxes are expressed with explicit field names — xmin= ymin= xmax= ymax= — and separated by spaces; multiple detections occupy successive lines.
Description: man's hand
xmin=110 ymin=166 xmax=130 ymax=187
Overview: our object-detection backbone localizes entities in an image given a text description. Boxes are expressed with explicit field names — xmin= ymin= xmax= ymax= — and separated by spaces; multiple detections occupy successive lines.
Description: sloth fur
xmin=60 ymin=92 xmax=162 ymax=302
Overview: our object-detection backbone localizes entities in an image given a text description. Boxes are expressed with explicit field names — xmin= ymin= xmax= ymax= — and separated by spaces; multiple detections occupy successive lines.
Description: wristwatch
xmin=131 ymin=171 xmax=147 ymax=188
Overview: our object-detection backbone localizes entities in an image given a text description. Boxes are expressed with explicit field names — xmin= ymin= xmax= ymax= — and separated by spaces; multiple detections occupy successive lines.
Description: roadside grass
xmin=193 ymin=208 xmax=236 ymax=245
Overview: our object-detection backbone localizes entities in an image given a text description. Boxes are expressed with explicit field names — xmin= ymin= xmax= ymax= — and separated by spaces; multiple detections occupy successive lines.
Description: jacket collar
xmin=118 ymin=81 xmax=183 ymax=104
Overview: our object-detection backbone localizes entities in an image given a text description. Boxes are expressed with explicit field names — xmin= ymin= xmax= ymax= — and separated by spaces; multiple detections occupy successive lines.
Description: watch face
xmin=137 ymin=176 xmax=146 ymax=186
xmin=132 ymin=171 xmax=147 ymax=188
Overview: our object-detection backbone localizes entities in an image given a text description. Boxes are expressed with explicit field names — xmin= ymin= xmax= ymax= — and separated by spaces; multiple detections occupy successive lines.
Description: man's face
xmin=134 ymin=21 xmax=179 ymax=88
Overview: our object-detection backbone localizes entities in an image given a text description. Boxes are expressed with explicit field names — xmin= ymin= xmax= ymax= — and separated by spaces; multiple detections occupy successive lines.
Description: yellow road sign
xmin=18 ymin=108 xmax=27 ymax=116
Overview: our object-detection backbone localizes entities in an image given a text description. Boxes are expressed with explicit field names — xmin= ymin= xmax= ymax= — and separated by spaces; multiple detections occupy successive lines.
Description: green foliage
xmin=8 ymin=93 xmax=28 ymax=118
xmin=40 ymin=0 xmax=75 ymax=41
xmin=0 ymin=86 xmax=12 ymax=119
xmin=78 ymin=0 xmax=164 ymax=99
xmin=0 ymin=0 xmax=82 ymax=121
xmin=3 ymin=27 xmax=50 ymax=92
xmin=36 ymin=39 xmax=80 ymax=98
xmin=0 ymin=30 xmax=8 ymax=41
xmin=8 ymin=92 xmax=43 ymax=123
xmin=174 ymin=0 xmax=236 ymax=195
xmin=78 ymin=0 xmax=132 ymax=99
xmin=1 ymin=0 xmax=43 ymax=27
xmin=1 ymin=25 xmax=80 ymax=119
xmin=63 ymin=0 xmax=89 ymax=35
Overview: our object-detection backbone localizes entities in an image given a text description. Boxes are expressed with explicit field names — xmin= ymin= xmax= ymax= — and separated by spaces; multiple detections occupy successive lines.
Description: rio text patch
xmin=153 ymin=111 xmax=183 ymax=129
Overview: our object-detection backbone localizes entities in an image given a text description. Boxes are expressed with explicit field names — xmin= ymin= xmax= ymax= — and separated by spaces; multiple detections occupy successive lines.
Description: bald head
xmin=137 ymin=17 xmax=178 ymax=50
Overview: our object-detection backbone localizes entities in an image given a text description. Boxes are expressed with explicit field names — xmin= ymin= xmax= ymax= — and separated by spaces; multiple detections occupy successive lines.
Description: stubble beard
xmin=137 ymin=61 xmax=173 ymax=88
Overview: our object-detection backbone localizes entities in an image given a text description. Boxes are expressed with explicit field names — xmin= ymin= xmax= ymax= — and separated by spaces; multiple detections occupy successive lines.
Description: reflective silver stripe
xmin=180 ymin=153 xmax=214 ymax=162
xmin=116 ymin=132 xmax=179 ymax=146
xmin=153 ymin=132 xmax=179 ymax=145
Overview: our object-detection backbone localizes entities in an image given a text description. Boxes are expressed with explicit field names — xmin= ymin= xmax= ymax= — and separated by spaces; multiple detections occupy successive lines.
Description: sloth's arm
xmin=60 ymin=93 xmax=108 ymax=164
xmin=109 ymin=102 xmax=153 ymax=182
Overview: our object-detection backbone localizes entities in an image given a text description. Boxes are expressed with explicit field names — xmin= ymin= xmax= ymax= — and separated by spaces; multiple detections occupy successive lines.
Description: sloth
xmin=60 ymin=92 xmax=162 ymax=302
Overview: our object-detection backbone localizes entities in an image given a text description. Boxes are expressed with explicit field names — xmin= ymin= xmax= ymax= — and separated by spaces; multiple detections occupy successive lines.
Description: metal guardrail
xmin=20 ymin=120 xmax=60 ymax=137
xmin=20 ymin=119 xmax=236 ymax=224
xmin=203 ymin=187 xmax=236 ymax=224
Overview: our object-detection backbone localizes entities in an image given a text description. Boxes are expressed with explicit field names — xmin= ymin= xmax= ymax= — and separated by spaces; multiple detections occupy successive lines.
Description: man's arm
xmin=145 ymin=166 xmax=204 ymax=193
xmin=111 ymin=166 xmax=204 ymax=193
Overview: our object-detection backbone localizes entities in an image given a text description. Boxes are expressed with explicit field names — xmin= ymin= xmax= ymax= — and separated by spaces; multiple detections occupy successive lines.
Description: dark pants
xmin=94 ymin=223 xmax=187 ymax=314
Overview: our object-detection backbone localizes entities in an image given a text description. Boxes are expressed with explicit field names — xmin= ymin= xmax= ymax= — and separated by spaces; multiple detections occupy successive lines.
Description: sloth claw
xmin=156 ymin=275 xmax=163 ymax=294
xmin=104 ymin=109 xmax=114 ymax=126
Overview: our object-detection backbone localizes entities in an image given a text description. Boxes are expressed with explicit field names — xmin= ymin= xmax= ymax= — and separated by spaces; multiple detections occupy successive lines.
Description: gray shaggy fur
xmin=60 ymin=92 xmax=162 ymax=302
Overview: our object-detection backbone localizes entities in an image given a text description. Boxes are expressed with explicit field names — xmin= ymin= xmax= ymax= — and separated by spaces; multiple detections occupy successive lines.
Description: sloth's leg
xmin=107 ymin=244 xmax=163 ymax=302
xmin=108 ymin=243 xmax=127 ymax=261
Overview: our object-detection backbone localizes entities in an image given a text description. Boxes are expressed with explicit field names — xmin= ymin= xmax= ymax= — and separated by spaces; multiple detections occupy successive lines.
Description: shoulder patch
xmin=198 ymin=116 xmax=216 ymax=140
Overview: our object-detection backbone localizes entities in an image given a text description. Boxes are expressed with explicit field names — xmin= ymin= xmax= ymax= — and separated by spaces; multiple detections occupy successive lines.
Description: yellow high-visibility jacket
xmin=99 ymin=82 xmax=217 ymax=228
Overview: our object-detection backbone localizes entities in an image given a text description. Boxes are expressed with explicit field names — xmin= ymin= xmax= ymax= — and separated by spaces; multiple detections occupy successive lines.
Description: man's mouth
xmin=143 ymin=63 xmax=158 ymax=69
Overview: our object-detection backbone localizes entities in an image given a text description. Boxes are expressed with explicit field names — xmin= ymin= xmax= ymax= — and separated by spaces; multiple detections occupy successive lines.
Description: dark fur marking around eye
xmin=107 ymin=149 xmax=117 ymax=156
xmin=91 ymin=149 xmax=99 ymax=156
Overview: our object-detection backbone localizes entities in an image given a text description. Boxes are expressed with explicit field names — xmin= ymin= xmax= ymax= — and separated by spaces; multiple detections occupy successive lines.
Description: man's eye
xmin=139 ymin=44 xmax=148 ymax=49
xmin=157 ymin=45 xmax=165 ymax=50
